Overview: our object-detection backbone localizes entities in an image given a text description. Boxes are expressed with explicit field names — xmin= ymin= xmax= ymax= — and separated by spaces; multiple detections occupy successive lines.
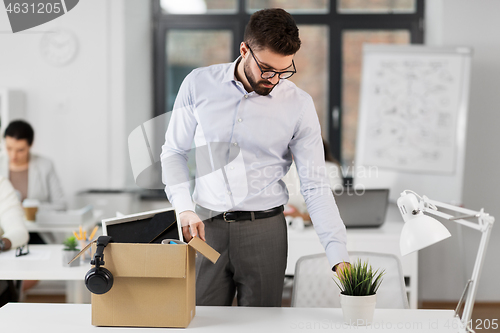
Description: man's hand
xmin=334 ymin=262 xmax=351 ymax=276
xmin=179 ymin=211 xmax=206 ymax=242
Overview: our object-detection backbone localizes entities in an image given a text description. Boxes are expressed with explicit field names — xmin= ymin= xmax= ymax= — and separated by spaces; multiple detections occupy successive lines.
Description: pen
xmin=73 ymin=231 xmax=80 ymax=240
xmin=79 ymin=226 xmax=83 ymax=240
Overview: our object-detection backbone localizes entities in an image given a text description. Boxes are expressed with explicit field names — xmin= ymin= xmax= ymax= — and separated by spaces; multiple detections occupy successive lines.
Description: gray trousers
xmin=195 ymin=210 xmax=288 ymax=307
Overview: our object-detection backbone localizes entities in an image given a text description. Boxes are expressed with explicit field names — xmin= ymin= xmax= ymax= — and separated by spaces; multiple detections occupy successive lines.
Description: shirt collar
xmin=222 ymin=56 xmax=280 ymax=98
xmin=221 ymin=57 xmax=240 ymax=83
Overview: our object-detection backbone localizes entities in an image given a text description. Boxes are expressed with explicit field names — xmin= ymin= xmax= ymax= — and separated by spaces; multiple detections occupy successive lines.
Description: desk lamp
xmin=397 ymin=190 xmax=494 ymax=333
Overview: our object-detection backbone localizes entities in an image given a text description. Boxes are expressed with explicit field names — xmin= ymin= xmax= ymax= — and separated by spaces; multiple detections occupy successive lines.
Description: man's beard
xmin=244 ymin=59 xmax=277 ymax=96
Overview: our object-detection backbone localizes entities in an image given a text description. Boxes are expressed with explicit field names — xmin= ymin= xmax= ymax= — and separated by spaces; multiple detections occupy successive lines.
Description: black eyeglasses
xmin=16 ymin=244 xmax=29 ymax=257
xmin=247 ymin=45 xmax=296 ymax=80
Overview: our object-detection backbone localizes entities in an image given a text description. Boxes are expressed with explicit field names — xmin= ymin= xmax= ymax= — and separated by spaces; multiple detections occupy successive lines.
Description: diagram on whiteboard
xmin=358 ymin=53 xmax=465 ymax=174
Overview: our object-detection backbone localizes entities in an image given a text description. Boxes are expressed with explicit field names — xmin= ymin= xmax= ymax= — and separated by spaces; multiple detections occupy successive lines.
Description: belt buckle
xmin=223 ymin=212 xmax=236 ymax=222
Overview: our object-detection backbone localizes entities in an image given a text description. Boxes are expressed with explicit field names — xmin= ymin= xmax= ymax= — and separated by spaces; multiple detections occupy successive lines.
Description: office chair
xmin=291 ymin=251 xmax=409 ymax=309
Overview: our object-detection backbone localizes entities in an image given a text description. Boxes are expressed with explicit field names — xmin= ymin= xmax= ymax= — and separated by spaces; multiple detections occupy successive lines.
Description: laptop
xmin=334 ymin=188 xmax=389 ymax=228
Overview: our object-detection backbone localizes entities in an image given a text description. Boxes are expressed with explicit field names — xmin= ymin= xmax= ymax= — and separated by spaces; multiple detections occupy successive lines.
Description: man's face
xmin=5 ymin=136 xmax=31 ymax=165
xmin=243 ymin=46 xmax=295 ymax=96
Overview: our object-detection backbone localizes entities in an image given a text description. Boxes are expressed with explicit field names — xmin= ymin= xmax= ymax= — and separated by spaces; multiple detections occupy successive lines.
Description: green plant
xmin=63 ymin=236 xmax=80 ymax=251
xmin=334 ymin=259 xmax=384 ymax=296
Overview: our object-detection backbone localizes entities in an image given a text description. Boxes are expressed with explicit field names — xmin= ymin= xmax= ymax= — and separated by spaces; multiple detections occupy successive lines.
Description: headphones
xmin=85 ymin=236 xmax=113 ymax=295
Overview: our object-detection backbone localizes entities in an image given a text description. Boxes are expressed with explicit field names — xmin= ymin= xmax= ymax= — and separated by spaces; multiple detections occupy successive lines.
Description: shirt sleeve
xmin=289 ymin=95 xmax=349 ymax=269
xmin=161 ymin=73 xmax=198 ymax=214
xmin=0 ymin=177 xmax=29 ymax=248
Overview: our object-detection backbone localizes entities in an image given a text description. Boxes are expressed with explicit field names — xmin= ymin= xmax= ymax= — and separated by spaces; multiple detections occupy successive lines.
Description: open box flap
xmin=68 ymin=240 xmax=95 ymax=264
xmin=187 ymin=236 xmax=220 ymax=264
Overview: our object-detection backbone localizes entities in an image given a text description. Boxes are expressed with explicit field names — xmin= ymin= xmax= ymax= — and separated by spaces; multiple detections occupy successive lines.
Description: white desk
xmin=287 ymin=204 xmax=418 ymax=309
xmin=0 ymin=245 xmax=90 ymax=303
xmin=0 ymin=303 xmax=464 ymax=332
xmin=24 ymin=218 xmax=96 ymax=233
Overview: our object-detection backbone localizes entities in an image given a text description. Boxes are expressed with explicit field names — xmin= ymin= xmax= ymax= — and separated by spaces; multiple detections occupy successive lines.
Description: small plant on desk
xmin=63 ymin=236 xmax=80 ymax=251
xmin=334 ymin=259 xmax=384 ymax=326
xmin=62 ymin=236 xmax=80 ymax=267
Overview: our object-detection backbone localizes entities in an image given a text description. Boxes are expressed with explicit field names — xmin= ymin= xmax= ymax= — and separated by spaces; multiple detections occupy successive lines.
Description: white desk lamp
xmin=397 ymin=190 xmax=495 ymax=332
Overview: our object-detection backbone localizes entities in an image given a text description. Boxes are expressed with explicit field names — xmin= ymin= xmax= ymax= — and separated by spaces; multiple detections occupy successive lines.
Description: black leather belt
xmin=204 ymin=206 xmax=284 ymax=222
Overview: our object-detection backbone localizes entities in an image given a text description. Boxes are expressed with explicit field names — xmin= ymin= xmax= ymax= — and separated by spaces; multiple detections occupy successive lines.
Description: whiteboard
xmin=354 ymin=45 xmax=472 ymax=204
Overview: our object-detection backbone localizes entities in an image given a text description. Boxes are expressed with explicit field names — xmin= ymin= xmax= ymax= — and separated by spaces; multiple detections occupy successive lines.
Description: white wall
xmin=424 ymin=0 xmax=500 ymax=302
xmin=0 ymin=0 xmax=151 ymax=199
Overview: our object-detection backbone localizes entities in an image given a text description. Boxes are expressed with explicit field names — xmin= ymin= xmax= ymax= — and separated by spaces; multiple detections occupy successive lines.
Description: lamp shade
xmin=400 ymin=213 xmax=451 ymax=256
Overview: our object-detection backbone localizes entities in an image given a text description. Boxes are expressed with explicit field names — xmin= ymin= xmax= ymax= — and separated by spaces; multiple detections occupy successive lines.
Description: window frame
xmin=152 ymin=0 xmax=425 ymax=169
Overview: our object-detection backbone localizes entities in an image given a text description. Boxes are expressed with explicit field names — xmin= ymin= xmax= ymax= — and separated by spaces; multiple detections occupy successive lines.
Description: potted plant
xmin=334 ymin=259 xmax=384 ymax=326
xmin=63 ymin=236 xmax=81 ymax=267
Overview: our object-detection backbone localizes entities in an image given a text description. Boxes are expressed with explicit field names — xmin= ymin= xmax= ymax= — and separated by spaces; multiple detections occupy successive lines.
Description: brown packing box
xmin=92 ymin=237 xmax=219 ymax=328
xmin=73 ymin=221 xmax=220 ymax=328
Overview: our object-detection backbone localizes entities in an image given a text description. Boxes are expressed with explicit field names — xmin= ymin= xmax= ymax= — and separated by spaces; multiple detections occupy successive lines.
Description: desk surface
xmin=0 ymin=303 xmax=464 ymax=332
xmin=24 ymin=215 xmax=97 ymax=233
xmin=0 ymin=245 xmax=89 ymax=280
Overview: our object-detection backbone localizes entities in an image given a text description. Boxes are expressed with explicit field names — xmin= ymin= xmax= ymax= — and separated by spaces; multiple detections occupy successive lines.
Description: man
xmin=161 ymin=8 xmax=349 ymax=307
xmin=0 ymin=176 xmax=30 ymax=307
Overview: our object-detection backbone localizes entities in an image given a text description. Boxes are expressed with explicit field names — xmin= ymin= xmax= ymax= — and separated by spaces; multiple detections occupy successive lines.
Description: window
xmin=153 ymin=0 xmax=424 ymax=179
xmin=165 ymin=30 xmax=233 ymax=111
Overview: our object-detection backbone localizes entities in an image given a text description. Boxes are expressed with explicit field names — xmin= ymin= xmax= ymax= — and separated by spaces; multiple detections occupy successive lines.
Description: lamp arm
xmin=454 ymin=279 xmax=472 ymax=318
xmin=422 ymin=198 xmax=492 ymax=232
xmin=421 ymin=199 xmax=494 ymax=330
xmin=422 ymin=207 xmax=484 ymax=232
xmin=427 ymin=198 xmax=482 ymax=217
xmin=460 ymin=221 xmax=493 ymax=329
xmin=403 ymin=192 xmax=496 ymax=329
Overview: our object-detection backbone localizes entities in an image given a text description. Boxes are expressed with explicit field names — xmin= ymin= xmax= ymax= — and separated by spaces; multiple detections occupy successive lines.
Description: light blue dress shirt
xmin=161 ymin=58 xmax=349 ymax=268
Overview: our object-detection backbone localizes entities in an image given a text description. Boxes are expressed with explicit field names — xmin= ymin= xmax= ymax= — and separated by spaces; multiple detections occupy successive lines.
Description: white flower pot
xmin=340 ymin=294 xmax=376 ymax=326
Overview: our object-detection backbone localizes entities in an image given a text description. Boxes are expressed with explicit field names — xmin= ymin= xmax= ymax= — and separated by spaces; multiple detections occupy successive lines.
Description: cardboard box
xmin=76 ymin=208 xmax=220 ymax=328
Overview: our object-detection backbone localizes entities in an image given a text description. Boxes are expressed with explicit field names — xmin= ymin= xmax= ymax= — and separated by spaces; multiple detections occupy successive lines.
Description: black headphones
xmin=85 ymin=235 xmax=114 ymax=295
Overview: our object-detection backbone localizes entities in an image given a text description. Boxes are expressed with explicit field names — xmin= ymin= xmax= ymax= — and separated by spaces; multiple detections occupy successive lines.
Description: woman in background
xmin=0 ymin=120 xmax=65 ymax=211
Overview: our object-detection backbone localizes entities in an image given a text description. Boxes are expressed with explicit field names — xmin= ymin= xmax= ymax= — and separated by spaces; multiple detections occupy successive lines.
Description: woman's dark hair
xmin=4 ymin=120 xmax=35 ymax=146
xmin=244 ymin=8 xmax=301 ymax=55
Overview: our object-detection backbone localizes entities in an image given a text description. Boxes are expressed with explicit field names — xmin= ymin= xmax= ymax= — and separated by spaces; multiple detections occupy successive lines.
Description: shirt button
xmin=230 ymin=166 xmax=234 ymax=170
xmin=227 ymin=191 xmax=232 ymax=195
xmin=244 ymin=95 xmax=248 ymax=99
xmin=238 ymin=118 xmax=243 ymax=122
xmin=233 ymin=142 xmax=238 ymax=146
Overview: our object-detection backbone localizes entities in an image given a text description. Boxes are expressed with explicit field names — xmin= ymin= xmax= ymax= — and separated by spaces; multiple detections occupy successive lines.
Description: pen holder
xmin=79 ymin=240 xmax=92 ymax=262
xmin=63 ymin=250 xmax=81 ymax=267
